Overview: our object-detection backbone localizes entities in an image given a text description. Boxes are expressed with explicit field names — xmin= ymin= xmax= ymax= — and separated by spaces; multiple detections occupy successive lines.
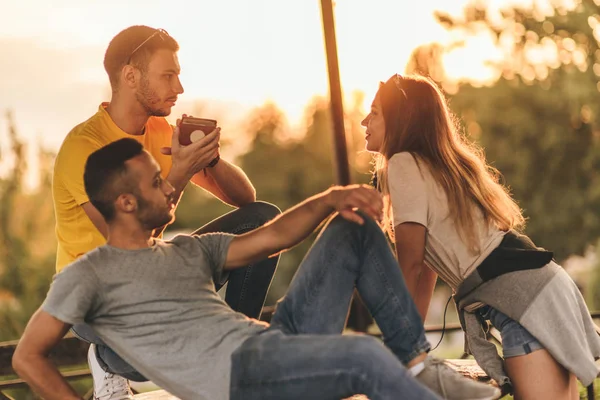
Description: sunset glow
xmin=0 ymin=0 xmax=569 ymax=153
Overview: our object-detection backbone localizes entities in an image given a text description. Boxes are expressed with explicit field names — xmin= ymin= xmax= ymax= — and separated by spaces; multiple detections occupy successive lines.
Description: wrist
xmin=206 ymin=155 xmax=220 ymax=168
xmin=322 ymin=187 xmax=340 ymax=210
xmin=167 ymin=164 xmax=192 ymax=192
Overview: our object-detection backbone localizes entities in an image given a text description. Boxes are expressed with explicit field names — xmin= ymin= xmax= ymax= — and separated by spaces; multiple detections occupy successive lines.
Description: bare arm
xmin=190 ymin=158 xmax=256 ymax=207
xmin=13 ymin=310 xmax=81 ymax=400
xmin=394 ymin=222 xmax=437 ymax=321
xmin=224 ymin=185 xmax=383 ymax=269
xmin=81 ymin=202 xmax=108 ymax=239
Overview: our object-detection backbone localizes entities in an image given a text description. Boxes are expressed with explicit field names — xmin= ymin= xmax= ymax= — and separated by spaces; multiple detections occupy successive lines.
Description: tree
xmin=233 ymin=99 xmax=371 ymax=303
xmin=0 ymin=111 xmax=57 ymax=341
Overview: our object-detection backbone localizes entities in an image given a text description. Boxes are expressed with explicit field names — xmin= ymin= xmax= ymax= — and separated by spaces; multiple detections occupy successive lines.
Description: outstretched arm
xmin=13 ymin=310 xmax=80 ymax=400
xmin=224 ymin=184 xmax=383 ymax=269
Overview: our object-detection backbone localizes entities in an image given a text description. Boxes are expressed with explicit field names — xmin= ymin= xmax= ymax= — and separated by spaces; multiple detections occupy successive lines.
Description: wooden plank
xmin=444 ymin=359 xmax=497 ymax=385
xmin=133 ymin=391 xmax=179 ymax=400
xmin=133 ymin=391 xmax=370 ymax=400
xmin=0 ymin=358 xmax=490 ymax=399
xmin=0 ymin=334 xmax=88 ymax=376
xmin=0 ymin=368 xmax=90 ymax=390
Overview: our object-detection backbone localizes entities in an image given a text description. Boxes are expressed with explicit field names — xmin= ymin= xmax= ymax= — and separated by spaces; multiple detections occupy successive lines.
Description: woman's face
xmin=361 ymin=92 xmax=385 ymax=153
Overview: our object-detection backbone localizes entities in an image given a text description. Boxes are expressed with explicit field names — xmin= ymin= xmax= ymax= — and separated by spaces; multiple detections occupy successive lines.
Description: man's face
xmin=135 ymin=49 xmax=184 ymax=117
xmin=126 ymin=152 xmax=176 ymax=230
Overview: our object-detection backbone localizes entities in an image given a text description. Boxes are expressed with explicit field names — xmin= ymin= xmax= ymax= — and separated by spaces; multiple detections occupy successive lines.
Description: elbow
xmin=400 ymin=260 xmax=424 ymax=275
xmin=247 ymin=186 xmax=257 ymax=204
xmin=236 ymin=188 xmax=257 ymax=207
xmin=246 ymin=189 xmax=257 ymax=205
xmin=12 ymin=344 xmax=42 ymax=379
xmin=12 ymin=347 xmax=28 ymax=378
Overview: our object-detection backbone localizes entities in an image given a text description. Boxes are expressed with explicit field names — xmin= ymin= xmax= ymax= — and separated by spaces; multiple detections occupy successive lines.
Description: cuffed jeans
xmin=230 ymin=214 xmax=439 ymax=400
xmin=73 ymin=201 xmax=281 ymax=381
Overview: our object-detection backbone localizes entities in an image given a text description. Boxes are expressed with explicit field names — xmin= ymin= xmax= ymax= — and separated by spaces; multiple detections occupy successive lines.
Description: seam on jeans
xmin=364 ymin=244 xmax=427 ymax=356
xmin=503 ymin=340 xmax=543 ymax=358
xmin=298 ymin=227 xmax=356 ymax=332
xmin=230 ymin=223 xmax=260 ymax=235
xmin=237 ymin=265 xmax=252 ymax=305
xmin=228 ymin=222 xmax=260 ymax=309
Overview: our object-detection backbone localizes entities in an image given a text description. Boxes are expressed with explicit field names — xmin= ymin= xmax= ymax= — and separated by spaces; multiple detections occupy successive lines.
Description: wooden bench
xmin=3 ymin=314 xmax=599 ymax=399
xmin=0 ymin=322 xmax=500 ymax=399
xmin=134 ymin=393 xmax=373 ymax=400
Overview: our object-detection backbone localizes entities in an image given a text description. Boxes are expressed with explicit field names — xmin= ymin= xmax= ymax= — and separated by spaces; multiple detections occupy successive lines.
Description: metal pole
xmin=319 ymin=0 xmax=350 ymax=186
xmin=319 ymin=0 xmax=372 ymax=333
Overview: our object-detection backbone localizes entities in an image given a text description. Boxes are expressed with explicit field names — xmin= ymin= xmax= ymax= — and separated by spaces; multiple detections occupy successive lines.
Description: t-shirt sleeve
xmin=55 ymin=136 xmax=100 ymax=206
xmin=41 ymin=261 xmax=100 ymax=325
xmin=190 ymin=233 xmax=236 ymax=284
xmin=387 ymin=152 xmax=429 ymax=228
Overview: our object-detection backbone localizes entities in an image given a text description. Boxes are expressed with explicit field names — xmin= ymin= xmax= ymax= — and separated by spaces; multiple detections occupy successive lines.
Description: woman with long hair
xmin=363 ymin=74 xmax=600 ymax=400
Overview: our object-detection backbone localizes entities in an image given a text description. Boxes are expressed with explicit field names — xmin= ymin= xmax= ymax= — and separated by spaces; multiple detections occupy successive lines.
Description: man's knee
xmin=240 ymin=201 xmax=282 ymax=225
xmin=327 ymin=212 xmax=381 ymax=238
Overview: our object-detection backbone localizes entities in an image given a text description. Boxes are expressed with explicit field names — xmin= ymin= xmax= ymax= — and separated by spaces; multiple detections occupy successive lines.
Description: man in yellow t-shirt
xmin=52 ymin=25 xmax=280 ymax=399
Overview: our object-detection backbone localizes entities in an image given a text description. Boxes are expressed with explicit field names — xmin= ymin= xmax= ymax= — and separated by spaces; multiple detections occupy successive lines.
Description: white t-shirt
xmin=387 ymin=152 xmax=505 ymax=290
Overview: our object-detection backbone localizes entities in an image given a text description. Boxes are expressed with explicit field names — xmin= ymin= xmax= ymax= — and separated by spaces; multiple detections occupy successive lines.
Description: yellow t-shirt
xmin=53 ymin=103 xmax=174 ymax=272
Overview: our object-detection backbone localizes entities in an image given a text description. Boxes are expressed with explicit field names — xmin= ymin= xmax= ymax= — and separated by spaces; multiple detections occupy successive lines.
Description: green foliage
xmin=0 ymin=112 xmax=56 ymax=341
xmin=451 ymin=76 xmax=600 ymax=260
xmin=243 ymin=98 xmax=373 ymax=301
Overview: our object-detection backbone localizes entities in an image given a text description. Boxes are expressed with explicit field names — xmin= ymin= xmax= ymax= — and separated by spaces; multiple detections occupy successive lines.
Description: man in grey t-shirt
xmin=13 ymin=139 xmax=500 ymax=400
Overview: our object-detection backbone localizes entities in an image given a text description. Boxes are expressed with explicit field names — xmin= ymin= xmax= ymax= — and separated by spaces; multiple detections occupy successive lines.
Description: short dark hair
xmin=104 ymin=25 xmax=179 ymax=90
xmin=84 ymin=138 xmax=145 ymax=221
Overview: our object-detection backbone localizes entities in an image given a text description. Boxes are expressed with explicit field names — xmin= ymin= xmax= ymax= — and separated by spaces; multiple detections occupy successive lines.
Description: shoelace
xmin=95 ymin=373 xmax=132 ymax=400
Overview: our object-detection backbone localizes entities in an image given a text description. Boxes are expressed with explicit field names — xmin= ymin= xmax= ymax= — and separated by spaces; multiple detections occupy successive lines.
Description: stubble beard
xmin=135 ymin=75 xmax=170 ymax=117
xmin=136 ymin=195 xmax=174 ymax=231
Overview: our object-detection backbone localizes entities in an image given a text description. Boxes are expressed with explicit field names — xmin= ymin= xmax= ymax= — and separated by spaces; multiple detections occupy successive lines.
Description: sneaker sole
xmin=463 ymin=389 xmax=502 ymax=400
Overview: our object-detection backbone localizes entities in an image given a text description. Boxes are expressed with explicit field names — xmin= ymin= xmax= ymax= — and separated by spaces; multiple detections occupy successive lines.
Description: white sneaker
xmin=88 ymin=344 xmax=134 ymax=400
xmin=416 ymin=356 xmax=501 ymax=400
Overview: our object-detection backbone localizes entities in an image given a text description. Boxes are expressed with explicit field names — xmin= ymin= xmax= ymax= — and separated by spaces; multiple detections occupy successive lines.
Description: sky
xmin=1 ymin=0 xmax=560 ymax=174
xmin=0 ymin=0 xmax=494 ymax=149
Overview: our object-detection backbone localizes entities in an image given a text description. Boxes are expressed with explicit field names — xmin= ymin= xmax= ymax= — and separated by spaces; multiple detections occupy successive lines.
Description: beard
xmin=136 ymin=195 xmax=174 ymax=231
xmin=135 ymin=75 xmax=170 ymax=117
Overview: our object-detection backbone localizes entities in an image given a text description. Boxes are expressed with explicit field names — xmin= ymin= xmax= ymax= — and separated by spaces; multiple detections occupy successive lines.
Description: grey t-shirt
xmin=42 ymin=233 xmax=266 ymax=400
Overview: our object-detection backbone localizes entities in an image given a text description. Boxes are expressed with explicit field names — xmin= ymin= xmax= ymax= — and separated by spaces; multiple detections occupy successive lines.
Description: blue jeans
xmin=478 ymin=306 xmax=544 ymax=358
xmin=230 ymin=215 xmax=438 ymax=400
xmin=72 ymin=201 xmax=281 ymax=381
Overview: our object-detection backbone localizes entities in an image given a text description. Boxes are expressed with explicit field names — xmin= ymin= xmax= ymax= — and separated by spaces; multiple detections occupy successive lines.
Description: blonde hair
xmin=374 ymin=75 xmax=524 ymax=251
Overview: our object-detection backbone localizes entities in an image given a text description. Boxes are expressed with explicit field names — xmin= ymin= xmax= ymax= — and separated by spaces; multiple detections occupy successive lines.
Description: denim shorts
xmin=478 ymin=306 xmax=544 ymax=358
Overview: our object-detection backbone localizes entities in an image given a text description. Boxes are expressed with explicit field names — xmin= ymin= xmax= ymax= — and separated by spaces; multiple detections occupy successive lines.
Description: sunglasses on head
xmin=127 ymin=28 xmax=169 ymax=64
xmin=393 ymin=73 xmax=408 ymax=99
